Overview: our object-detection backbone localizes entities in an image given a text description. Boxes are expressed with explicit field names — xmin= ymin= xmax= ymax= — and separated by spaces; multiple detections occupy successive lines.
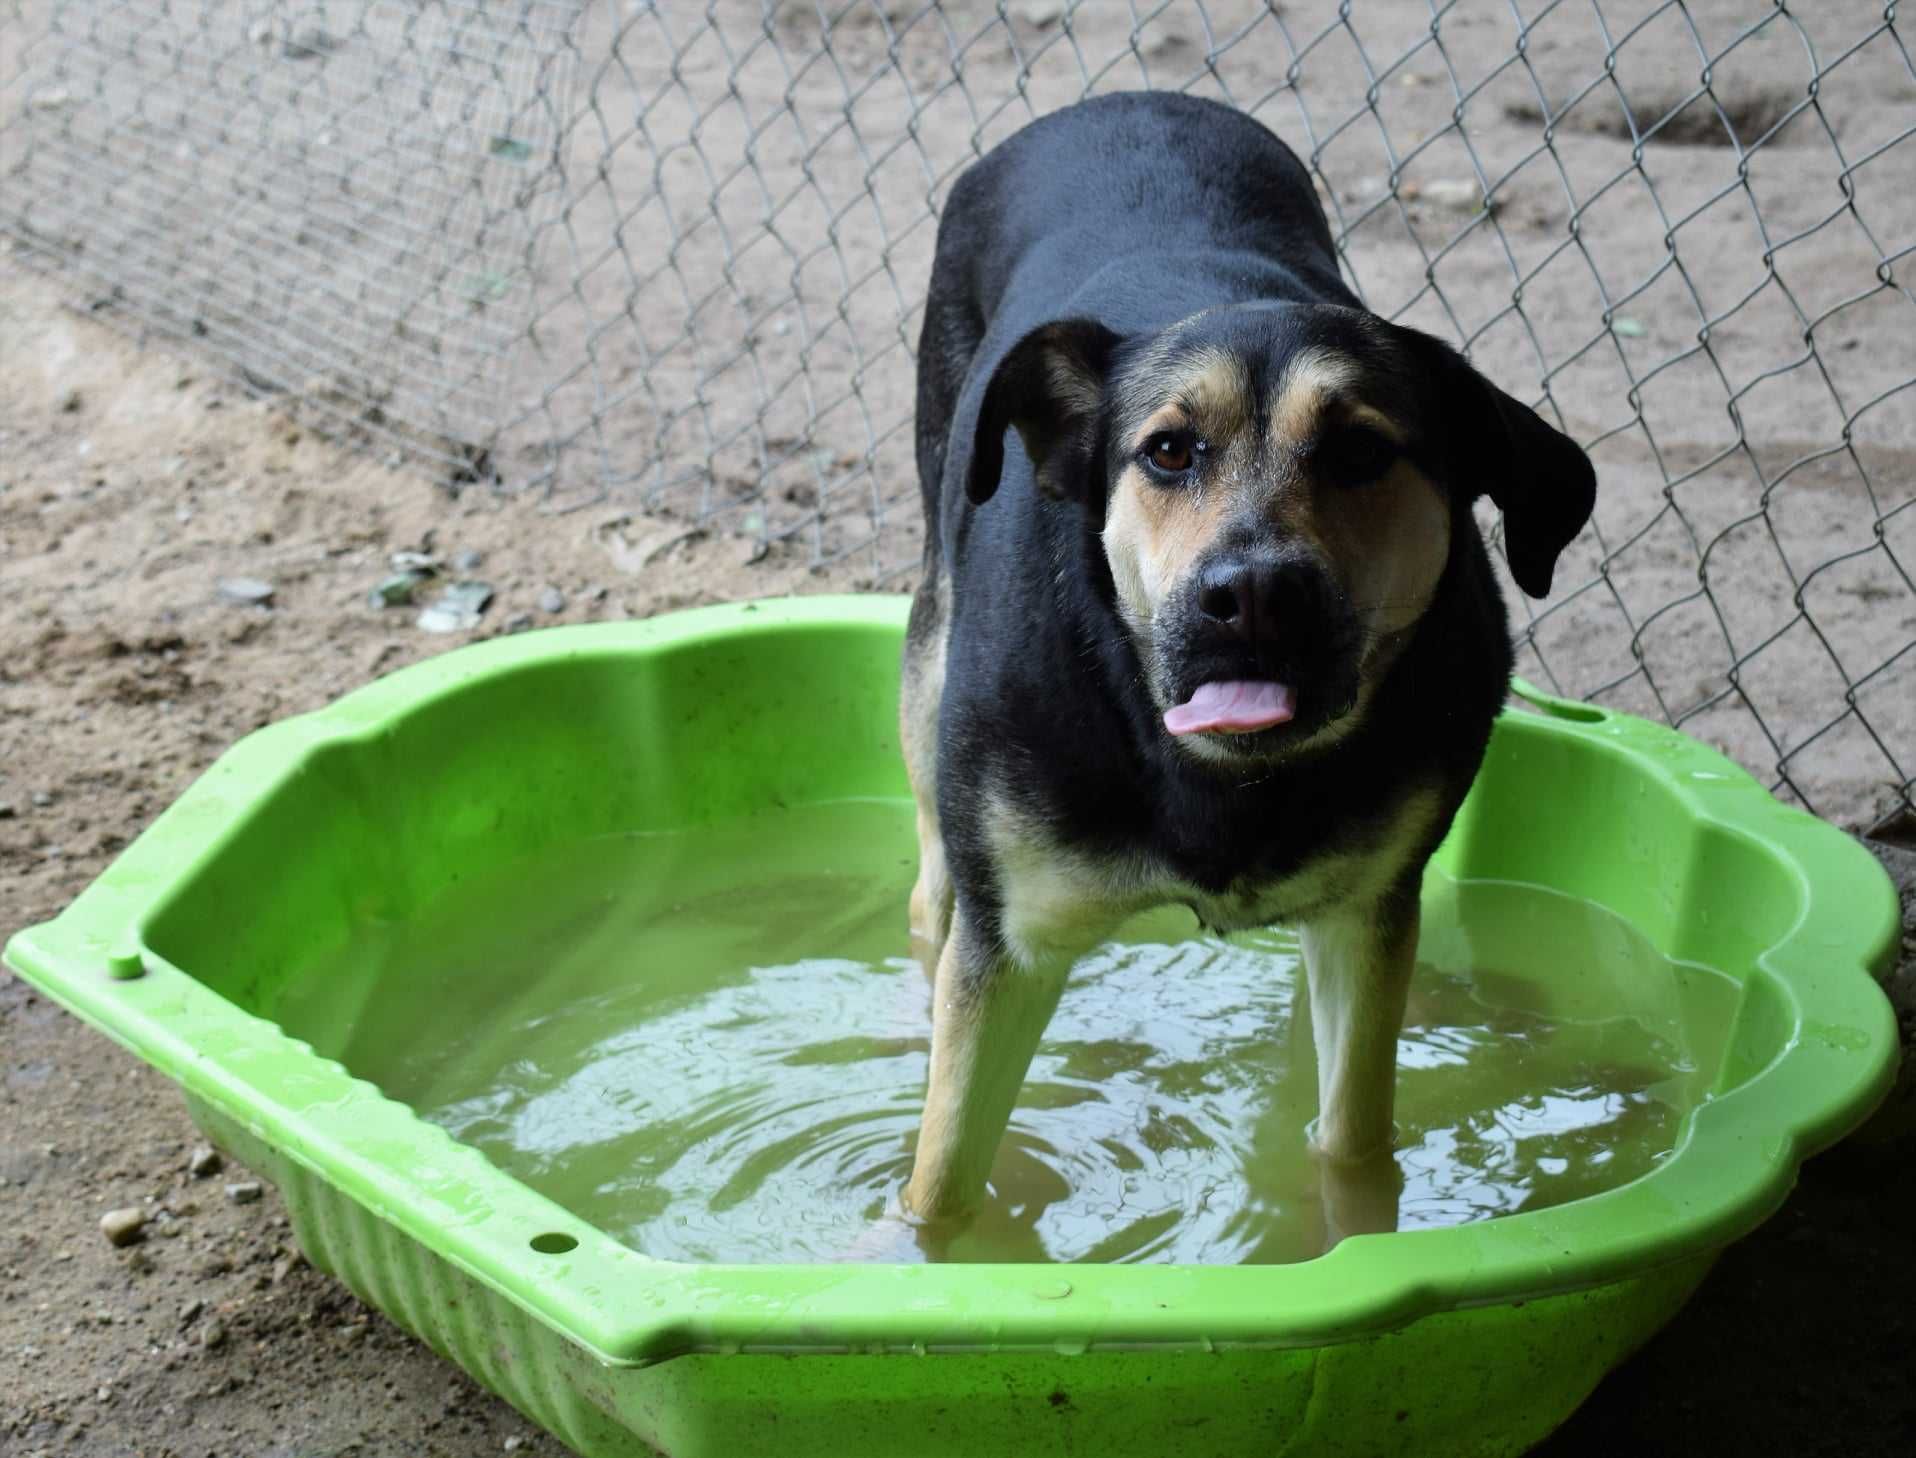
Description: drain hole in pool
xmin=531 ymin=1233 xmax=578 ymax=1255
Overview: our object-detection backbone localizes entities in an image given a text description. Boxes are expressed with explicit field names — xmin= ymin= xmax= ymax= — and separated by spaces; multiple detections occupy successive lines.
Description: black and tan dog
xmin=898 ymin=93 xmax=1595 ymax=1226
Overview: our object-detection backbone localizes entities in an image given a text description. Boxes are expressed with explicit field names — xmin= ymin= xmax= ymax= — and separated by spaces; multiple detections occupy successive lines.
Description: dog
xmin=897 ymin=92 xmax=1595 ymax=1230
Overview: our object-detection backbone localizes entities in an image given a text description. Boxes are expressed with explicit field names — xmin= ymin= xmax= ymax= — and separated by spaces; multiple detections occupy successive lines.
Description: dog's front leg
xmin=902 ymin=907 xmax=1075 ymax=1221
xmin=1299 ymin=886 xmax=1418 ymax=1162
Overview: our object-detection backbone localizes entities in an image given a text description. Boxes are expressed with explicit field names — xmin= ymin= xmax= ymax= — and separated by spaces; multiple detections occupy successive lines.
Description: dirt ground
xmin=4 ymin=243 xmax=1916 ymax=1456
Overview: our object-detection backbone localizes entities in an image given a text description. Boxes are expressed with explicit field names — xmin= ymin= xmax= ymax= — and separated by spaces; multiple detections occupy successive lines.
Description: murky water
xmin=271 ymin=799 xmax=1735 ymax=1264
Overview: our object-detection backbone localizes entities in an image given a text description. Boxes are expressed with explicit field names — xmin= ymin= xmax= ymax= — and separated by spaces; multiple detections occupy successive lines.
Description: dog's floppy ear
xmin=967 ymin=319 xmax=1121 ymax=505
xmin=1414 ymin=334 xmax=1596 ymax=598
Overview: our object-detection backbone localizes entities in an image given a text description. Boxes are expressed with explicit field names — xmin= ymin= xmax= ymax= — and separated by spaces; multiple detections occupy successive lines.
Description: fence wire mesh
xmin=4 ymin=0 xmax=1912 ymax=830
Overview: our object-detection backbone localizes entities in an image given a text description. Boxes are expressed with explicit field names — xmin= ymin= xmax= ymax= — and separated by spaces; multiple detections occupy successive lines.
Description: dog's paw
xmin=840 ymin=1207 xmax=934 ymax=1264
xmin=1314 ymin=1147 xmax=1404 ymax=1251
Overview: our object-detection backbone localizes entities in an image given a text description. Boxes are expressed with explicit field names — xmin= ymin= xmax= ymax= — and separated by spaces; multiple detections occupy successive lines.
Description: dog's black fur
xmin=912 ymin=92 xmax=1594 ymax=964
xmin=894 ymin=93 xmax=1596 ymax=1222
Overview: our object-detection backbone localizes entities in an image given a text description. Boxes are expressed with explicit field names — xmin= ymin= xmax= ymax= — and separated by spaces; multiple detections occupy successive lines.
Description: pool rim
xmin=5 ymin=594 xmax=1899 ymax=1367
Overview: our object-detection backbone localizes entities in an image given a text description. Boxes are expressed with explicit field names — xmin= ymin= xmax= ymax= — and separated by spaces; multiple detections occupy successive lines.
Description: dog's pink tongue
xmin=1164 ymin=680 xmax=1297 ymax=735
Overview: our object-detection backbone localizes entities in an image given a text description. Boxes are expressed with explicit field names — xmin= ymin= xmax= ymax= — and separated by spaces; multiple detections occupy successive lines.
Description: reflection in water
xmin=272 ymin=800 xmax=1734 ymax=1265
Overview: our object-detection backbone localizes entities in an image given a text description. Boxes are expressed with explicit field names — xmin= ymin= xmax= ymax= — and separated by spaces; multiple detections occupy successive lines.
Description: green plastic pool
xmin=5 ymin=595 xmax=1898 ymax=1457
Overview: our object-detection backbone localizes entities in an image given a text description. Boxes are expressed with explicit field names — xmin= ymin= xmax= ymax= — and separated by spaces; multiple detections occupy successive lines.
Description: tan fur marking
xmin=1270 ymin=348 xmax=1365 ymax=445
xmin=900 ymin=575 xmax=954 ymax=973
xmin=1104 ymin=461 xmax=1240 ymax=638
xmin=1104 ymin=352 xmax=1258 ymax=642
xmin=1312 ymin=458 xmax=1451 ymax=639
xmin=1126 ymin=350 xmax=1251 ymax=451
xmin=983 ymin=790 xmax=1141 ymax=967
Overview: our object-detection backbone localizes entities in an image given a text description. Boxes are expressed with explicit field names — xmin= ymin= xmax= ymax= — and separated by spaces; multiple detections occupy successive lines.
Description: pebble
xmin=283 ymin=28 xmax=339 ymax=61
xmin=0 ymin=802 xmax=14 ymax=819
xmin=1016 ymin=0 xmax=1066 ymax=25
xmin=200 ymin=1319 xmax=227 ymax=1350
xmin=31 ymin=790 xmax=52 ymax=807
xmin=180 ymin=1298 xmax=204 ymax=1327
xmin=58 ymin=387 xmax=82 ymax=414
xmin=216 ymin=577 xmax=275 ymax=606
xmin=188 ymin=1145 xmax=223 ymax=1178
xmin=453 ymin=548 xmax=485 ymax=571
xmin=224 ymin=1180 xmax=263 ymax=1205
xmin=504 ymin=1439 xmax=526 ymax=1453
xmin=1413 ymin=177 xmax=1484 ymax=212
xmin=503 ymin=612 xmax=534 ymax=634
xmin=369 ymin=571 xmax=428 ymax=608
xmin=99 ymin=1208 xmax=147 ymax=1248
xmin=537 ymin=586 xmax=565 ymax=615
xmin=416 ymin=580 xmax=494 ymax=634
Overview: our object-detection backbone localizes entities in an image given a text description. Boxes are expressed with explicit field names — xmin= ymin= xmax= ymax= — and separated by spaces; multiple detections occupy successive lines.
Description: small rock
xmin=1016 ymin=0 xmax=1065 ymax=25
xmin=216 ymin=577 xmax=275 ymax=606
xmin=0 ymin=802 xmax=14 ymax=819
xmin=188 ymin=1145 xmax=222 ymax=1178
xmin=31 ymin=790 xmax=52 ymax=808
xmin=1414 ymin=177 xmax=1484 ymax=212
xmin=368 ymin=571 xmax=428 ymax=608
xmin=453 ymin=548 xmax=485 ymax=572
xmin=537 ymin=586 xmax=565 ymax=615
xmin=224 ymin=1180 xmax=263 ymax=1205
xmin=503 ymin=613 xmax=534 ymax=634
xmin=416 ymin=580 xmax=494 ymax=634
xmin=58 ymin=388 xmax=82 ymax=414
xmin=124 ymin=1247 xmax=155 ymax=1275
xmin=283 ymin=27 xmax=338 ymax=60
xmin=585 ymin=584 xmax=608 ymax=604
xmin=504 ymin=1439 xmax=526 ymax=1453
xmin=200 ymin=1319 xmax=227 ymax=1350
xmin=180 ymin=1297 xmax=205 ymax=1327
xmin=99 ymin=1208 xmax=147 ymax=1248
xmin=389 ymin=549 xmax=440 ymax=575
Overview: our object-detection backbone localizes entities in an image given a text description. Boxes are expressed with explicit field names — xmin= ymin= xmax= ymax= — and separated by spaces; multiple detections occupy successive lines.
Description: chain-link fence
xmin=4 ymin=1 xmax=1912 ymax=832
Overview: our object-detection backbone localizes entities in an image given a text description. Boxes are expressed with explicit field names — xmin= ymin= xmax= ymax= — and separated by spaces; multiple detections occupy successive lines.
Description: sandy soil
xmin=4 ymin=252 xmax=1915 ymax=1457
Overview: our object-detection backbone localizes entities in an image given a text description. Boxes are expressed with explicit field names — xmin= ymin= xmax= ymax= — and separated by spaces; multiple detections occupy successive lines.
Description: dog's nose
xmin=1196 ymin=556 xmax=1285 ymax=645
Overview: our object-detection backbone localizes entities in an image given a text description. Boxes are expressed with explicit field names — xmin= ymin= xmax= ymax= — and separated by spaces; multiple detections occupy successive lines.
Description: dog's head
xmin=966 ymin=302 xmax=1595 ymax=762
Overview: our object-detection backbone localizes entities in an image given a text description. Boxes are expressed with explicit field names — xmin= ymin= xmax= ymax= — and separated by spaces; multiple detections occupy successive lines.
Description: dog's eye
xmin=1316 ymin=428 xmax=1396 ymax=488
xmin=1144 ymin=433 xmax=1200 ymax=476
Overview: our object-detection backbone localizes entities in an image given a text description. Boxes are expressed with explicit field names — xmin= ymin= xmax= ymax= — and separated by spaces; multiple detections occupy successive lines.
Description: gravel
xmin=98 ymin=1207 xmax=147 ymax=1247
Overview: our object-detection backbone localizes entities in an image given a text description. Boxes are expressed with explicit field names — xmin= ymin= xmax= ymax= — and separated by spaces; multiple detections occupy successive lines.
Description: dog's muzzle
xmin=1159 ymin=546 xmax=1357 ymax=743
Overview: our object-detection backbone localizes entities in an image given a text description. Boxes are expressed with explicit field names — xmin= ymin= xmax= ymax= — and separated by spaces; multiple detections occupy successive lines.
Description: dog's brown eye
xmin=1317 ymin=428 xmax=1396 ymax=488
xmin=1146 ymin=434 xmax=1196 ymax=474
